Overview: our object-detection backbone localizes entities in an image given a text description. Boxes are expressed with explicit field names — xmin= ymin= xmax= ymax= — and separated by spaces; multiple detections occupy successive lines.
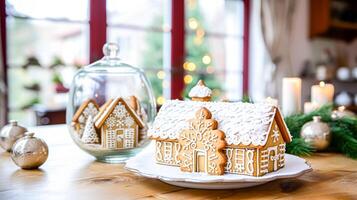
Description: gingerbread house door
xmin=194 ymin=150 xmax=207 ymax=173
xmin=267 ymin=146 xmax=278 ymax=171
xmin=115 ymin=129 xmax=124 ymax=148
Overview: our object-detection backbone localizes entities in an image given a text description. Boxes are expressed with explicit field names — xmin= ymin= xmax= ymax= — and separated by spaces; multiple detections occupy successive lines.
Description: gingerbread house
xmin=72 ymin=99 xmax=100 ymax=138
xmin=148 ymin=81 xmax=292 ymax=176
xmin=94 ymin=97 xmax=145 ymax=149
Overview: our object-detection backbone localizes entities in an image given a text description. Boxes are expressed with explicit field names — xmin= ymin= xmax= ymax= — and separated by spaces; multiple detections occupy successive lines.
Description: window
xmin=107 ymin=0 xmax=170 ymax=103
xmin=5 ymin=0 xmax=89 ymax=125
xmin=1 ymin=0 xmax=249 ymax=125
xmin=184 ymin=0 xmax=244 ymax=101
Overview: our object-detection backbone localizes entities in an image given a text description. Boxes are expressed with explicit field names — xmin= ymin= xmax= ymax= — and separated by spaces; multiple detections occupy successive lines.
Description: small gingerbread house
xmin=72 ymin=99 xmax=100 ymax=138
xmin=94 ymin=97 xmax=145 ymax=149
xmin=148 ymin=81 xmax=292 ymax=176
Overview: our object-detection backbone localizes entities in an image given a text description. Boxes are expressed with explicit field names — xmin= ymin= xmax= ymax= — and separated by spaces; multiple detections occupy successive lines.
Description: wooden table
xmin=1 ymin=125 xmax=357 ymax=200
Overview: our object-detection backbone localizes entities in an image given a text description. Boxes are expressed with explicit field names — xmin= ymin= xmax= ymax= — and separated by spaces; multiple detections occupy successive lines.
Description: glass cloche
xmin=66 ymin=43 xmax=156 ymax=163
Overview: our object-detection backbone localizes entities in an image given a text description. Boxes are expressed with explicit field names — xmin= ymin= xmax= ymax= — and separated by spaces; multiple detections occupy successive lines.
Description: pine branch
xmin=284 ymin=104 xmax=357 ymax=159
xmin=330 ymin=125 xmax=357 ymax=159
xmin=286 ymin=138 xmax=314 ymax=156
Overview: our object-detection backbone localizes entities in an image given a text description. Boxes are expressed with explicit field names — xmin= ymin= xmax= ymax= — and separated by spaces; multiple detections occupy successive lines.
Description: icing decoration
xmin=174 ymin=143 xmax=181 ymax=164
xmin=124 ymin=129 xmax=135 ymax=148
xmin=82 ymin=116 xmax=99 ymax=144
xmin=178 ymin=107 xmax=227 ymax=175
xmin=164 ymin=142 xmax=173 ymax=162
xmin=225 ymin=148 xmax=233 ymax=172
xmin=149 ymin=100 xmax=279 ymax=146
xmin=95 ymin=98 xmax=144 ymax=150
xmin=156 ymin=141 xmax=163 ymax=162
xmin=188 ymin=80 xmax=212 ymax=98
xmin=72 ymin=100 xmax=99 ymax=138
xmin=271 ymin=124 xmax=280 ymax=143
xmin=267 ymin=146 xmax=278 ymax=171
xmin=234 ymin=149 xmax=245 ymax=173
xmin=246 ymin=150 xmax=254 ymax=175
xmin=260 ymin=150 xmax=269 ymax=174
xmin=155 ymin=141 xmax=181 ymax=166
xmin=278 ymin=143 xmax=286 ymax=167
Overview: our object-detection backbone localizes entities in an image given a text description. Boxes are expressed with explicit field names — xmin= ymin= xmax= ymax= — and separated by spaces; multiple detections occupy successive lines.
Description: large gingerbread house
xmin=94 ymin=97 xmax=145 ymax=149
xmin=148 ymin=81 xmax=292 ymax=176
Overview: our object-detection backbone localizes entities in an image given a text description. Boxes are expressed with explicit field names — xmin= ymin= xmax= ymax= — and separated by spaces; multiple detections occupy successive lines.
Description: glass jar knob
xmin=103 ymin=42 xmax=120 ymax=59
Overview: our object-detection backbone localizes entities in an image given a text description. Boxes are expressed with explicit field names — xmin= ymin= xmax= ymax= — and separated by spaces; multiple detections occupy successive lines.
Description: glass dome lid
xmin=66 ymin=42 xmax=156 ymax=163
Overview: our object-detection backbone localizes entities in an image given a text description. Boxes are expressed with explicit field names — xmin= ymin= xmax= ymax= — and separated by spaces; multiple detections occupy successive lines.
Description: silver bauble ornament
xmin=300 ymin=116 xmax=331 ymax=151
xmin=331 ymin=106 xmax=356 ymax=120
xmin=11 ymin=132 xmax=48 ymax=169
xmin=0 ymin=120 xmax=27 ymax=152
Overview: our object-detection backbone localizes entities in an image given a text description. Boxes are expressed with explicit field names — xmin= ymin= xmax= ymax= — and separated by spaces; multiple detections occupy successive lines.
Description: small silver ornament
xmin=331 ymin=106 xmax=356 ymax=120
xmin=300 ymin=116 xmax=331 ymax=151
xmin=11 ymin=132 xmax=49 ymax=169
xmin=0 ymin=120 xmax=27 ymax=152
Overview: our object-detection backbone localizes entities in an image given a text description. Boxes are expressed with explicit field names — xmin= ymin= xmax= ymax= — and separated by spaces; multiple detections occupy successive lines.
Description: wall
xmin=249 ymin=0 xmax=357 ymax=102
xmin=290 ymin=0 xmax=357 ymax=74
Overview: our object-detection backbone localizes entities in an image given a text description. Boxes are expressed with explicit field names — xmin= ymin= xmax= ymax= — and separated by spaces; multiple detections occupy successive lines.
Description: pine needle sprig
xmin=286 ymin=138 xmax=314 ymax=156
xmin=330 ymin=125 xmax=357 ymax=159
xmin=284 ymin=104 xmax=357 ymax=159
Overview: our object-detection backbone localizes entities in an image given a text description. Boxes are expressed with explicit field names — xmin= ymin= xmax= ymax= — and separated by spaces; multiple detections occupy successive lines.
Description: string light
xmin=157 ymin=70 xmax=165 ymax=79
xmin=187 ymin=62 xmax=196 ymax=71
xmin=188 ymin=18 xmax=198 ymax=30
xmin=162 ymin=80 xmax=169 ymax=89
xmin=206 ymin=66 xmax=214 ymax=74
xmin=184 ymin=75 xmax=193 ymax=84
xmin=183 ymin=62 xmax=196 ymax=71
xmin=157 ymin=96 xmax=165 ymax=105
xmin=202 ymin=55 xmax=211 ymax=65
xmin=194 ymin=37 xmax=203 ymax=45
xmin=162 ymin=24 xmax=171 ymax=32
xmin=183 ymin=61 xmax=189 ymax=70
xmin=196 ymin=28 xmax=205 ymax=38
xmin=188 ymin=0 xmax=196 ymax=9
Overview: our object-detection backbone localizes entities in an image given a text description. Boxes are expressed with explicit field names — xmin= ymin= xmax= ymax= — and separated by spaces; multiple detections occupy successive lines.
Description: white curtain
xmin=260 ymin=0 xmax=296 ymax=100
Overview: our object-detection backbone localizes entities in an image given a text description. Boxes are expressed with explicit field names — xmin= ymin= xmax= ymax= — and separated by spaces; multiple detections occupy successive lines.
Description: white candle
xmin=282 ymin=77 xmax=302 ymax=116
xmin=311 ymin=81 xmax=334 ymax=105
xmin=304 ymin=102 xmax=320 ymax=114
xmin=265 ymin=97 xmax=279 ymax=106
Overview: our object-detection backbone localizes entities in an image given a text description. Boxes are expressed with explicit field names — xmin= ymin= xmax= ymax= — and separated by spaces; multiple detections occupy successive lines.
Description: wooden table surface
xmin=0 ymin=125 xmax=357 ymax=200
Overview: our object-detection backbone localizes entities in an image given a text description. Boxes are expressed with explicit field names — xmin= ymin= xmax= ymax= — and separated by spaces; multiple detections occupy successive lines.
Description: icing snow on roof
xmin=149 ymin=100 xmax=279 ymax=146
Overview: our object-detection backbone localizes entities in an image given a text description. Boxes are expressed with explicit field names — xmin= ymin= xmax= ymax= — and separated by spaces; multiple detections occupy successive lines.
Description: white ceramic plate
xmin=125 ymin=142 xmax=312 ymax=189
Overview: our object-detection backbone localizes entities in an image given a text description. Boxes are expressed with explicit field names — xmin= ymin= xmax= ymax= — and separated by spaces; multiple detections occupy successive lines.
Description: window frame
xmin=0 ymin=0 xmax=250 ymax=122
xmin=0 ymin=0 xmax=8 ymax=124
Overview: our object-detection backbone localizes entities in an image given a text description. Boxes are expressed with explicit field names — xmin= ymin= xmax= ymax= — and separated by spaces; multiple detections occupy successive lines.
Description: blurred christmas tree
xmin=142 ymin=0 xmax=221 ymax=104
xmin=183 ymin=0 xmax=221 ymax=99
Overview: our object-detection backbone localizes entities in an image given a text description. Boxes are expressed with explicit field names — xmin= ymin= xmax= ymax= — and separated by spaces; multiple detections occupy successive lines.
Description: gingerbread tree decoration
xmin=178 ymin=107 xmax=227 ymax=175
xmin=82 ymin=116 xmax=99 ymax=144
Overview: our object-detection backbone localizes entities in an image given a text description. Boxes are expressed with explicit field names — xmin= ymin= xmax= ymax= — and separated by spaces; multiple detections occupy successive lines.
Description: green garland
xmin=284 ymin=105 xmax=357 ymax=159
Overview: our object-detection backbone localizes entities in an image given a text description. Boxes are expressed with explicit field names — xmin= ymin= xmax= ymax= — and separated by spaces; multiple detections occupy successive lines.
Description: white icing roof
xmin=149 ymin=100 xmax=285 ymax=146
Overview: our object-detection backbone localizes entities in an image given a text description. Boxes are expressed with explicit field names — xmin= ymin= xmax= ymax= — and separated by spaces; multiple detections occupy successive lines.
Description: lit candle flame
xmin=319 ymin=81 xmax=326 ymax=87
